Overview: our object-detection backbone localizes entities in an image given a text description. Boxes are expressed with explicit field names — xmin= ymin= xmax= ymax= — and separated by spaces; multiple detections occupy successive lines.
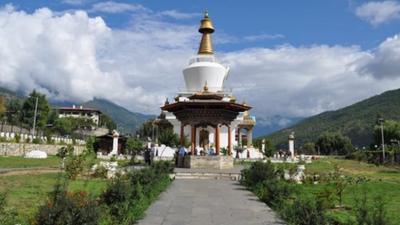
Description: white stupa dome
xmin=182 ymin=11 xmax=229 ymax=93
xmin=183 ymin=55 xmax=229 ymax=92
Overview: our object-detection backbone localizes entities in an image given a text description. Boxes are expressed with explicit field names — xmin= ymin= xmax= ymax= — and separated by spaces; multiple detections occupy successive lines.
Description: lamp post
xmin=32 ymin=97 xmax=39 ymax=137
xmin=378 ymin=118 xmax=385 ymax=162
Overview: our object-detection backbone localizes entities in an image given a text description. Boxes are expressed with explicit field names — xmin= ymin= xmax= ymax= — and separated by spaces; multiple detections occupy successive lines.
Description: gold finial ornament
xmin=198 ymin=11 xmax=215 ymax=55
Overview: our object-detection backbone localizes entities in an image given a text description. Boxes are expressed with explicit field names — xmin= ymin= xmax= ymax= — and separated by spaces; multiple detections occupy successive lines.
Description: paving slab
xmin=137 ymin=179 xmax=285 ymax=225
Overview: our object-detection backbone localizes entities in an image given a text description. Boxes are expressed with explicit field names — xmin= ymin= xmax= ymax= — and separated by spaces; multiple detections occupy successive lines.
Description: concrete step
xmin=173 ymin=172 xmax=241 ymax=181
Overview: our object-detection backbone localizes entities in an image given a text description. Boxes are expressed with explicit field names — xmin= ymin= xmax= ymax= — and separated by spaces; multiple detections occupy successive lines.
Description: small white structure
xmin=292 ymin=164 xmax=306 ymax=184
xmin=25 ymin=150 xmax=48 ymax=159
xmin=155 ymin=145 xmax=176 ymax=158
xmin=108 ymin=130 xmax=119 ymax=156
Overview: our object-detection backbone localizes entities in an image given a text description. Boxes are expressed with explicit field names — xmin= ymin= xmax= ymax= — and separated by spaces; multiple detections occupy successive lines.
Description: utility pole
xmin=32 ymin=97 xmax=38 ymax=137
xmin=379 ymin=118 xmax=385 ymax=162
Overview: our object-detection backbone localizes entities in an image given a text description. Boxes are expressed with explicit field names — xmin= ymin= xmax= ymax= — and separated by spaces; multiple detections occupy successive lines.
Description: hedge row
xmin=33 ymin=161 xmax=174 ymax=225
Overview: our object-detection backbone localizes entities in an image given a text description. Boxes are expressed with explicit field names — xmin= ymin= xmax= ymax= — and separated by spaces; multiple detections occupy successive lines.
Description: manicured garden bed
xmin=0 ymin=172 xmax=107 ymax=223
xmin=241 ymin=158 xmax=400 ymax=225
xmin=0 ymin=160 xmax=174 ymax=225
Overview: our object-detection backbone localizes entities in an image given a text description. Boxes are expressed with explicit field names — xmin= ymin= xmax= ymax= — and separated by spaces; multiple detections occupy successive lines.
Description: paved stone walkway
xmin=137 ymin=179 xmax=285 ymax=225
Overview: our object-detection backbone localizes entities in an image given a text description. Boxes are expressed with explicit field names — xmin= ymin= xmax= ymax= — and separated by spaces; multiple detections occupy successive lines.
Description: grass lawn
xmin=301 ymin=158 xmax=400 ymax=224
xmin=0 ymin=156 xmax=61 ymax=168
xmin=0 ymin=172 xmax=107 ymax=223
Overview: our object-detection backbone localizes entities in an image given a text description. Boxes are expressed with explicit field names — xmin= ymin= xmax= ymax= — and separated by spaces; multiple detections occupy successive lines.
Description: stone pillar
xmin=247 ymin=128 xmax=253 ymax=148
xmin=261 ymin=139 xmax=266 ymax=153
xmin=180 ymin=124 xmax=185 ymax=146
xmin=215 ymin=125 xmax=220 ymax=155
xmin=191 ymin=125 xmax=196 ymax=155
xmin=109 ymin=130 xmax=119 ymax=156
xmin=289 ymin=133 xmax=295 ymax=159
xmin=228 ymin=126 xmax=232 ymax=155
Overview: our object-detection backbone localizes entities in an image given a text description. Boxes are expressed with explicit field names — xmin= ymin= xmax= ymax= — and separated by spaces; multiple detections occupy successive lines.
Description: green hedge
xmin=33 ymin=161 xmax=173 ymax=225
xmin=240 ymin=161 xmax=391 ymax=225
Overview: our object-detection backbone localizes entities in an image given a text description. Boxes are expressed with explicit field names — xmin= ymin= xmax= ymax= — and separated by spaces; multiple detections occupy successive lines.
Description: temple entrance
xmin=199 ymin=129 xmax=210 ymax=150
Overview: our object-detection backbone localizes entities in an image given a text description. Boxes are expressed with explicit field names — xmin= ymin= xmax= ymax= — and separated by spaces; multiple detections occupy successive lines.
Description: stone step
xmin=174 ymin=172 xmax=241 ymax=181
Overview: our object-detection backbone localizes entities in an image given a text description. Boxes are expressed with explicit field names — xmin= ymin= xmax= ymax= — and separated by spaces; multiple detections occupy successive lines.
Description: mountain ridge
xmin=263 ymin=88 xmax=400 ymax=147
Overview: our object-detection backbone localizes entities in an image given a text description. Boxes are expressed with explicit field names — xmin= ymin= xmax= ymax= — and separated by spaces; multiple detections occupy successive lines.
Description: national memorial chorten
xmin=158 ymin=12 xmax=257 ymax=168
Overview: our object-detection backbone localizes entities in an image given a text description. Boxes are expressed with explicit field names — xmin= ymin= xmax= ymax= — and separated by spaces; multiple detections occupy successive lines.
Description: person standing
xmin=150 ymin=144 xmax=156 ymax=165
xmin=178 ymin=145 xmax=186 ymax=167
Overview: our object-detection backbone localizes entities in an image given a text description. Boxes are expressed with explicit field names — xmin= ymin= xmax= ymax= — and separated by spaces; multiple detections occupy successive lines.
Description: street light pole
xmin=32 ymin=97 xmax=38 ymax=137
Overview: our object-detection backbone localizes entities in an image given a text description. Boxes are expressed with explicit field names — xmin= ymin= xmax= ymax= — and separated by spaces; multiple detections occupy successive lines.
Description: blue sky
xmin=9 ymin=0 xmax=400 ymax=50
xmin=1 ymin=0 xmax=400 ymax=124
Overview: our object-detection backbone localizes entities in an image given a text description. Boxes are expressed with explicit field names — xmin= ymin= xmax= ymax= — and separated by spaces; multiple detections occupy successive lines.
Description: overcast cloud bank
xmin=0 ymin=4 xmax=400 ymax=119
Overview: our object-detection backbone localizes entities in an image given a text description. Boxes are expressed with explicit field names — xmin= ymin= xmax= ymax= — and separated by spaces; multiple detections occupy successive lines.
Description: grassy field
xmin=0 ymin=172 xmax=107 ymax=222
xmin=0 ymin=156 xmax=60 ymax=168
xmin=301 ymin=158 xmax=400 ymax=224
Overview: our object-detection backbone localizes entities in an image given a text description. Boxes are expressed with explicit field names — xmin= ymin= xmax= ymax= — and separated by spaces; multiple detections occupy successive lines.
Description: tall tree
xmin=0 ymin=96 xmax=5 ymax=117
xmin=373 ymin=120 xmax=400 ymax=146
xmin=99 ymin=114 xmax=116 ymax=132
xmin=316 ymin=132 xmax=353 ymax=155
xmin=5 ymin=98 xmax=22 ymax=125
xmin=21 ymin=90 xmax=50 ymax=129
xmin=136 ymin=120 xmax=155 ymax=140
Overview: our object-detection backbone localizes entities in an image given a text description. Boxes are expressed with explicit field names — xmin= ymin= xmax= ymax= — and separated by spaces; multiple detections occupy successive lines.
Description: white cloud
xmin=355 ymin=35 xmax=400 ymax=78
xmin=356 ymin=1 xmax=400 ymax=25
xmin=158 ymin=10 xmax=200 ymax=19
xmin=0 ymin=4 xmax=400 ymax=121
xmin=62 ymin=0 xmax=86 ymax=5
xmin=243 ymin=33 xmax=285 ymax=42
xmin=89 ymin=1 xmax=146 ymax=14
xmin=0 ymin=5 xmax=193 ymax=113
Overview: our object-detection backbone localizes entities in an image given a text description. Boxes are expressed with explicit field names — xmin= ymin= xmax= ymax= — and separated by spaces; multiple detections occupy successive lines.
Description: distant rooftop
xmin=57 ymin=105 xmax=102 ymax=113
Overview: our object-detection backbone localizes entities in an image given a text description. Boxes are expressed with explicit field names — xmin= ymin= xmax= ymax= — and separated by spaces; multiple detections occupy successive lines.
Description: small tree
xmin=126 ymin=138 xmax=143 ymax=162
xmin=327 ymin=165 xmax=359 ymax=208
xmin=158 ymin=129 xmax=179 ymax=147
xmin=57 ymin=146 xmax=69 ymax=169
xmin=20 ymin=90 xmax=50 ymax=129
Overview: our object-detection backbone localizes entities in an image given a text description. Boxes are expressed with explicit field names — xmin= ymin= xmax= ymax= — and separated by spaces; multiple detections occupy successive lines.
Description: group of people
xmin=174 ymin=145 xmax=217 ymax=167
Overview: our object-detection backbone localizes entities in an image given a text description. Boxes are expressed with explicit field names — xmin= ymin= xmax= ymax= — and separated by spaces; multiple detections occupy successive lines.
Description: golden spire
xmin=198 ymin=11 xmax=215 ymax=55
xmin=203 ymin=81 xmax=209 ymax=92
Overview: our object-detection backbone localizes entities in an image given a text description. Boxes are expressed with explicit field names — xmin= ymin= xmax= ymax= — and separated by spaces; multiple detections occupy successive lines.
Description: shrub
xmin=33 ymin=138 xmax=41 ymax=144
xmin=35 ymin=184 xmax=99 ymax=225
xmin=100 ymin=178 xmax=135 ymax=224
xmin=14 ymin=134 xmax=20 ymax=143
xmin=280 ymin=195 xmax=327 ymax=225
xmin=354 ymin=191 xmax=390 ymax=225
xmin=0 ymin=192 xmax=21 ymax=225
xmin=93 ymin=165 xmax=108 ymax=178
xmin=99 ymin=161 xmax=172 ymax=224
xmin=151 ymin=160 xmax=174 ymax=174
xmin=254 ymin=180 xmax=296 ymax=208
xmin=241 ymin=161 xmax=278 ymax=187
